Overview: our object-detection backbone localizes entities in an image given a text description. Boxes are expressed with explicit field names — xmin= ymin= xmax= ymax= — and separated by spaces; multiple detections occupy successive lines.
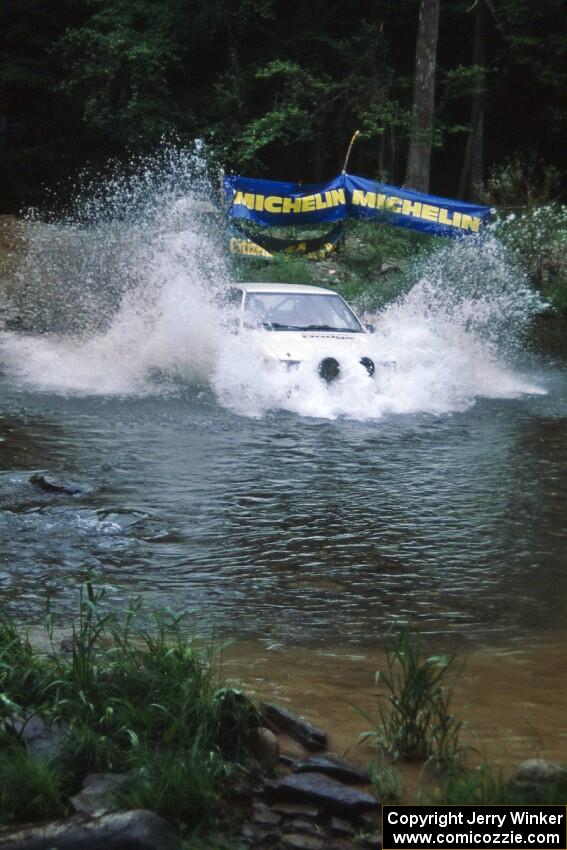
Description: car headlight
xmin=360 ymin=357 xmax=375 ymax=376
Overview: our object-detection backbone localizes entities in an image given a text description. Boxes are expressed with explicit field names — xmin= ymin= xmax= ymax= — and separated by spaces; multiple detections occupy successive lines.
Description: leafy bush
xmin=494 ymin=205 xmax=567 ymax=313
xmin=483 ymin=155 xmax=562 ymax=208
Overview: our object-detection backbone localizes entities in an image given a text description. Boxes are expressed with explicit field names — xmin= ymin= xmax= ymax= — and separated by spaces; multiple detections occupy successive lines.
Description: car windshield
xmin=243 ymin=292 xmax=363 ymax=332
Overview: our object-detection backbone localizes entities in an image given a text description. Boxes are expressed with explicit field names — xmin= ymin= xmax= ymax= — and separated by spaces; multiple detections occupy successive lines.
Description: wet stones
xmin=266 ymin=772 xmax=377 ymax=815
xmin=247 ymin=726 xmax=280 ymax=768
xmin=291 ymin=755 xmax=370 ymax=784
xmin=282 ymin=834 xmax=323 ymax=850
xmin=260 ymin=704 xmax=327 ymax=751
xmin=0 ymin=810 xmax=180 ymax=850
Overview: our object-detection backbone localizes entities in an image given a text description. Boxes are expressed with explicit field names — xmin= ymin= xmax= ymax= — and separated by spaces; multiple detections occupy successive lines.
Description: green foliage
xmin=494 ymin=204 xmax=567 ymax=313
xmin=483 ymin=155 xmax=562 ymax=207
xmin=0 ymin=615 xmax=42 ymax=714
xmin=0 ymin=574 xmax=256 ymax=829
xmin=369 ymin=755 xmax=402 ymax=803
xmin=1 ymin=0 xmax=566 ymax=210
xmin=362 ymin=624 xmax=466 ymax=770
xmin=55 ymin=0 xmax=181 ymax=146
xmin=0 ymin=747 xmax=68 ymax=825
xmin=119 ymin=745 xmax=227 ymax=824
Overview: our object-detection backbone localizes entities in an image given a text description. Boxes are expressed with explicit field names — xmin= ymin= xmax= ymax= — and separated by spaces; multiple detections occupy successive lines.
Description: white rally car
xmin=222 ymin=282 xmax=376 ymax=382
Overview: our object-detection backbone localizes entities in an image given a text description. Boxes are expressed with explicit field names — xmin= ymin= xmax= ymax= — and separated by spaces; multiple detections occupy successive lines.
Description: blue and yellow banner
xmin=228 ymin=221 xmax=344 ymax=260
xmin=225 ymin=175 xmax=347 ymax=227
xmin=224 ymin=173 xmax=491 ymax=238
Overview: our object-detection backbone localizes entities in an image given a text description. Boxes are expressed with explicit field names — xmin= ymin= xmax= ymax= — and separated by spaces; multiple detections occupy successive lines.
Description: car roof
xmin=236 ymin=282 xmax=336 ymax=295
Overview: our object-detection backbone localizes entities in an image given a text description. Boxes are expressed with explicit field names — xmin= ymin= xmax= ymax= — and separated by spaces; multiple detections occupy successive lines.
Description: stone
xmin=252 ymin=802 xmax=282 ymax=827
xmin=282 ymin=834 xmax=323 ymax=850
xmin=260 ymin=704 xmax=327 ymax=751
xmin=70 ymin=773 xmax=129 ymax=817
xmin=247 ymin=726 xmax=280 ymax=767
xmin=0 ymin=810 xmax=180 ymax=850
xmin=358 ymin=812 xmax=381 ymax=831
xmin=330 ymin=818 xmax=356 ymax=836
xmin=279 ymin=733 xmax=309 ymax=760
xmin=29 ymin=473 xmax=82 ymax=496
xmin=6 ymin=714 xmax=68 ymax=760
xmin=511 ymin=759 xmax=567 ymax=786
xmin=240 ymin=824 xmax=274 ymax=843
xmin=287 ymin=819 xmax=319 ymax=835
xmin=292 ymin=755 xmax=370 ymax=784
xmin=326 ymin=843 xmax=357 ymax=850
xmin=266 ymin=772 xmax=378 ymax=815
xmin=271 ymin=803 xmax=320 ymax=818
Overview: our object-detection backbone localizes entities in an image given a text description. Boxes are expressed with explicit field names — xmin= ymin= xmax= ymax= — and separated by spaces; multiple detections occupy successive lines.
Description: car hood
xmin=247 ymin=329 xmax=369 ymax=362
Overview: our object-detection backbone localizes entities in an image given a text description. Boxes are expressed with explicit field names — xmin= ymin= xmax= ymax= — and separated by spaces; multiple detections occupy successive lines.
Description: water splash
xmin=1 ymin=145 xmax=229 ymax=393
xmin=0 ymin=147 xmax=545 ymax=414
xmin=215 ymin=236 xmax=545 ymax=419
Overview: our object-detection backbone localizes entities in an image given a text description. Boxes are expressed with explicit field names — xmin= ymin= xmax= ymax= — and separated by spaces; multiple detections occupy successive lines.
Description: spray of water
xmin=0 ymin=146 xmax=545 ymax=415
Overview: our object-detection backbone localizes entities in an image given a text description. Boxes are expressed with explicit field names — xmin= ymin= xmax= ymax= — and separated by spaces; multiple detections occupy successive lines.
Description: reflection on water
xmin=1 ymin=153 xmax=565 ymax=778
xmin=0 ymin=376 xmax=566 ymax=650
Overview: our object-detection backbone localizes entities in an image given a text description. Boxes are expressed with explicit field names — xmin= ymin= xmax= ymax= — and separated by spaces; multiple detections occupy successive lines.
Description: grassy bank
xmin=0 ymin=578 xmax=258 ymax=844
xmin=231 ymin=207 xmax=567 ymax=315
xmin=1 ymin=584 xmax=565 ymax=845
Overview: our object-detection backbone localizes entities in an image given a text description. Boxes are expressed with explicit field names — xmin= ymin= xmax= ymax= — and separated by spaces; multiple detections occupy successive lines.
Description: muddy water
xmin=0 ymin=182 xmax=566 ymax=782
xmin=1 ymin=360 xmax=567 ymax=775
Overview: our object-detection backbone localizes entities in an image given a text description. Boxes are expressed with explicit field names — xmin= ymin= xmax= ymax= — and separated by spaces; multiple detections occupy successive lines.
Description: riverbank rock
xmin=70 ymin=773 xmax=129 ymax=817
xmin=291 ymin=755 xmax=370 ymax=784
xmin=6 ymin=714 xmax=69 ymax=760
xmin=260 ymin=704 xmax=327 ymax=751
xmin=246 ymin=726 xmax=280 ymax=767
xmin=510 ymin=758 xmax=567 ymax=794
xmin=0 ymin=809 xmax=180 ymax=850
xmin=266 ymin=772 xmax=378 ymax=815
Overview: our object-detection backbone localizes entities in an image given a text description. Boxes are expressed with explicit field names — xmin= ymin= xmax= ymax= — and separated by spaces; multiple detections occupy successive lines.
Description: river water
xmin=0 ymin=160 xmax=566 ymax=772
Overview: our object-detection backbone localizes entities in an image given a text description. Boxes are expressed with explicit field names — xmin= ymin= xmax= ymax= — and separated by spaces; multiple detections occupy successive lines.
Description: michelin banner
xmin=228 ymin=221 xmax=344 ymax=260
xmin=224 ymin=173 xmax=491 ymax=238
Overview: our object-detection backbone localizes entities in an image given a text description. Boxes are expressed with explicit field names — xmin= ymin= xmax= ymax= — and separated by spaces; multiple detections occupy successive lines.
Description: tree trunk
xmin=405 ymin=0 xmax=441 ymax=193
xmin=459 ymin=0 xmax=487 ymax=201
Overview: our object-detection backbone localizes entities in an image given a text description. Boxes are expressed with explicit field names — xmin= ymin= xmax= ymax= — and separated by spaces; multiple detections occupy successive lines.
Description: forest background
xmin=1 ymin=0 xmax=566 ymax=214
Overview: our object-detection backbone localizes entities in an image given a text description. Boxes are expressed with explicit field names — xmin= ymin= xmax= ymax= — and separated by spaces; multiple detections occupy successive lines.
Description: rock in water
xmin=260 ymin=704 xmax=327 ymax=751
xmin=0 ymin=810 xmax=180 ymax=850
xmin=510 ymin=758 xmax=567 ymax=794
xmin=29 ymin=473 xmax=82 ymax=496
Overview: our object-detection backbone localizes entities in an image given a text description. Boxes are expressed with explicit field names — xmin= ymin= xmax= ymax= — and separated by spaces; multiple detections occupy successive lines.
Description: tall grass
xmin=0 ymin=747 xmax=68 ymax=826
xmin=362 ymin=624 xmax=466 ymax=772
xmin=0 ymin=574 xmax=256 ymax=828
